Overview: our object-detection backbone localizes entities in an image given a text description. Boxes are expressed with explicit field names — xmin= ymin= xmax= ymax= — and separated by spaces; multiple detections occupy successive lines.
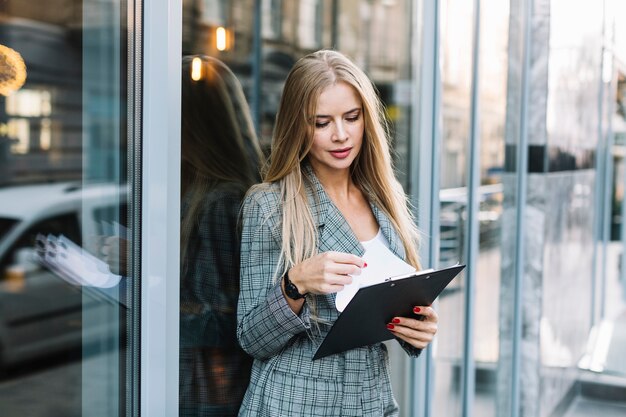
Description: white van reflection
xmin=0 ymin=182 xmax=127 ymax=373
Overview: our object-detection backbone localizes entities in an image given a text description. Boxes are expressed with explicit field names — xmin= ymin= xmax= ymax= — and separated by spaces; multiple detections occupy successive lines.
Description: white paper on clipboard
xmin=336 ymin=230 xmax=418 ymax=312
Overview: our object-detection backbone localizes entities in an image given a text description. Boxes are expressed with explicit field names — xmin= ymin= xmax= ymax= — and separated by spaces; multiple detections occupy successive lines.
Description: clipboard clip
xmin=384 ymin=277 xmax=398 ymax=287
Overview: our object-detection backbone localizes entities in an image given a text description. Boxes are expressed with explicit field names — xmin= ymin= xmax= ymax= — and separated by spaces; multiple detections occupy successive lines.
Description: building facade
xmin=0 ymin=0 xmax=624 ymax=416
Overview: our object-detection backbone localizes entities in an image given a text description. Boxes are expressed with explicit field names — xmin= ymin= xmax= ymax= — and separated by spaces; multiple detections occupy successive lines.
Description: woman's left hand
xmin=386 ymin=305 xmax=438 ymax=349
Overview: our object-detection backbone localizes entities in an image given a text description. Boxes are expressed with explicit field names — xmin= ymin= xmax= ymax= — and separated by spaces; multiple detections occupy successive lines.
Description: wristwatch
xmin=283 ymin=270 xmax=306 ymax=300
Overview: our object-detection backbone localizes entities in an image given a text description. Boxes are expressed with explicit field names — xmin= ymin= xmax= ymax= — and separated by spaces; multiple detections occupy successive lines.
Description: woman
xmin=237 ymin=50 xmax=438 ymax=416
xmin=179 ymin=55 xmax=261 ymax=417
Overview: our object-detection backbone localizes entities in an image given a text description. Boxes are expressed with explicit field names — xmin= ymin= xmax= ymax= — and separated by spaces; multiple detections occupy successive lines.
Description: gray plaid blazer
xmin=237 ymin=164 xmax=420 ymax=417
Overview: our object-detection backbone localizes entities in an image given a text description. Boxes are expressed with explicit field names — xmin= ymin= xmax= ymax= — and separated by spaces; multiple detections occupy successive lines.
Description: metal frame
xmin=592 ymin=0 xmax=610 ymax=326
xmin=141 ymin=0 xmax=182 ymax=415
xmin=411 ymin=1 xmax=441 ymax=416
xmin=510 ymin=0 xmax=533 ymax=416
xmin=251 ymin=0 xmax=262 ymax=132
xmin=461 ymin=0 xmax=481 ymax=415
xmin=127 ymin=0 xmax=142 ymax=414
xmin=600 ymin=68 xmax=616 ymax=322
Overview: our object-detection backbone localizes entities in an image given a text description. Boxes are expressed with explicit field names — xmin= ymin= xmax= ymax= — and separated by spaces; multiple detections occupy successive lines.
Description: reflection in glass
xmin=471 ymin=1 xmax=509 ymax=416
xmin=179 ymin=55 xmax=261 ymax=416
xmin=435 ymin=0 xmax=474 ymax=415
xmin=0 ymin=1 xmax=131 ymax=416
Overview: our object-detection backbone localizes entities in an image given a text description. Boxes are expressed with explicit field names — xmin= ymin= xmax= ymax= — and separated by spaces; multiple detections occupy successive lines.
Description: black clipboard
xmin=313 ymin=263 xmax=465 ymax=360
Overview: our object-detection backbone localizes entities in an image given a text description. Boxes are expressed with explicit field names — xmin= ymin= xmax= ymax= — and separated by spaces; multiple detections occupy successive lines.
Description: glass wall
xmin=473 ymin=1 xmax=509 ymax=416
xmin=172 ymin=1 xmax=626 ymax=415
xmin=539 ymin=1 xmax=602 ymax=414
xmin=0 ymin=1 xmax=137 ymax=416
xmin=432 ymin=1 xmax=512 ymax=416
xmin=580 ymin=0 xmax=626 ymax=385
xmin=3 ymin=1 xmax=624 ymax=416
xmin=179 ymin=0 xmax=418 ymax=415
xmin=434 ymin=0 xmax=474 ymax=415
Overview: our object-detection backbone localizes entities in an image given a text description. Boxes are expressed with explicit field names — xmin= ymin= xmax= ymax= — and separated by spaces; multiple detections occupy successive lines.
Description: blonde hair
xmin=256 ymin=49 xmax=421 ymax=279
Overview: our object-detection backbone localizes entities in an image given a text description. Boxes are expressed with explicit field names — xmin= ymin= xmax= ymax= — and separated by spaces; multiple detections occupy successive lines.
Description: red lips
xmin=329 ymin=147 xmax=352 ymax=159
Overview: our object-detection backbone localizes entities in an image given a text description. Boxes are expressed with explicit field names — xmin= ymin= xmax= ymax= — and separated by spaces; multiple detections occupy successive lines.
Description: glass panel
xmin=472 ymin=1 xmax=509 ymax=416
xmin=0 ymin=1 xmax=134 ymax=416
xmin=578 ymin=3 xmax=626 ymax=384
xmin=434 ymin=0 xmax=474 ymax=415
xmin=181 ymin=0 xmax=418 ymax=415
xmin=581 ymin=67 xmax=626 ymax=380
xmin=607 ymin=70 xmax=626 ymax=377
xmin=181 ymin=2 xmax=258 ymax=415
xmin=540 ymin=1 xmax=603 ymax=414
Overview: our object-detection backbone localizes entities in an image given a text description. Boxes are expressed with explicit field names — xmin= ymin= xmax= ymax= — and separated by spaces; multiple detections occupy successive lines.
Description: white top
xmin=335 ymin=229 xmax=416 ymax=312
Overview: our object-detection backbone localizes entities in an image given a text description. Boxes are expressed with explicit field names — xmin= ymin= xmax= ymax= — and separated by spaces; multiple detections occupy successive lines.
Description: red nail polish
xmin=392 ymin=318 xmax=400 ymax=324
xmin=413 ymin=307 xmax=421 ymax=313
xmin=364 ymin=262 xmax=368 ymax=267
xmin=386 ymin=324 xmax=395 ymax=330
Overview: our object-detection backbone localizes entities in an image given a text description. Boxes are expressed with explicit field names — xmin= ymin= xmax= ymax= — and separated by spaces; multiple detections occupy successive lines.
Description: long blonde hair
xmin=258 ymin=49 xmax=421 ymax=279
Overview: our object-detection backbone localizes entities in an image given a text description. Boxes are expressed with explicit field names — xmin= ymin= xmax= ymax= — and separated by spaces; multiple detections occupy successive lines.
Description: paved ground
xmin=0 ymin=349 xmax=119 ymax=417
xmin=0 ymin=356 xmax=82 ymax=416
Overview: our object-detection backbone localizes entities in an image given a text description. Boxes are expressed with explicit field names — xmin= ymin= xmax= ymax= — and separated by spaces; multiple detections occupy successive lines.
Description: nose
xmin=332 ymin=121 xmax=348 ymax=142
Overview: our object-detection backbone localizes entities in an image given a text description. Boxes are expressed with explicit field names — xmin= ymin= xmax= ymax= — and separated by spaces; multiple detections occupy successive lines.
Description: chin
xmin=328 ymin=159 xmax=355 ymax=171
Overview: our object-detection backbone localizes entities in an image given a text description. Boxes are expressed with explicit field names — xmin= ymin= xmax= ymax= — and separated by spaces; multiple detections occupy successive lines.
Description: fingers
xmin=321 ymin=252 xmax=365 ymax=278
xmin=327 ymin=262 xmax=363 ymax=276
xmin=325 ymin=251 xmax=366 ymax=268
xmin=291 ymin=252 xmax=366 ymax=295
xmin=320 ymin=273 xmax=353 ymax=287
xmin=318 ymin=252 xmax=365 ymax=292
xmin=391 ymin=329 xmax=432 ymax=348
xmin=100 ymin=237 xmax=129 ymax=275
xmin=412 ymin=305 xmax=438 ymax=323
xmin=103 ymin=235 xmax=122 ymax=247
xmin=319 ymin=283 xmax=351 ymax=294
xmin=386 ymin=306 xmax=439 ymax=349
xmin=315 ymin=273 xmax=354 ymax=294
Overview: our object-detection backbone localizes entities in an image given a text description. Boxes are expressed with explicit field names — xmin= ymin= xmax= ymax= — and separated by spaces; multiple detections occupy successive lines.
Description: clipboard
xmin=313 ymin=263 xmax=465 ymax=360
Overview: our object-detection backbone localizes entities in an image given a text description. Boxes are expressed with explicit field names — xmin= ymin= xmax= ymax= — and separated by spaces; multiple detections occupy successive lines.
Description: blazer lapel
xmin=302 ymin=164 xmax=406 ymax=261
xmin=370 ymin=203 xmax=406 ymax=261
xmin=301 ymin=164 xmax=409 ymax=317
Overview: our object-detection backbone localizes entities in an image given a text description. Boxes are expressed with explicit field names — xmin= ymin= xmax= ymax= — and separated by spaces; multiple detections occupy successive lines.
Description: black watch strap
xmin=283 ymin=270 xmax=306 ymax=300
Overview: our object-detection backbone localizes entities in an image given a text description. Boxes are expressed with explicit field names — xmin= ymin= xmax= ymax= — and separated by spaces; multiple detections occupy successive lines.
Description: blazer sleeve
xmin=237 ymin=192 xmax=312 ymax=360
xmin=398 ymin=339 xmax=422 ymax=357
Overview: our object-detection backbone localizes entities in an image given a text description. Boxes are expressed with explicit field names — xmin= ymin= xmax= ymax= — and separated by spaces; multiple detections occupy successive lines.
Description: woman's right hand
xmin=288 ymin=251 xmax=365 ymax=295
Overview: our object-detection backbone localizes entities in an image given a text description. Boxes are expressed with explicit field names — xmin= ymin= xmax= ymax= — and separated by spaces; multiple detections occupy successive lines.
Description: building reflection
xmin=178 ymin=55 xmax=261 ymax=416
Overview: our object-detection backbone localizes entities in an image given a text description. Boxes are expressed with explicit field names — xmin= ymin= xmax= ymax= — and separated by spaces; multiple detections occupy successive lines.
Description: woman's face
xmin=308 ymin=81 xmax=364 ymax=178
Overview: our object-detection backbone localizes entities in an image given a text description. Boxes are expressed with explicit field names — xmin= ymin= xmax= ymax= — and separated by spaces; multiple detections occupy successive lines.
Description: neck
xmin=312 ymin=166 xmax=355 ymax=202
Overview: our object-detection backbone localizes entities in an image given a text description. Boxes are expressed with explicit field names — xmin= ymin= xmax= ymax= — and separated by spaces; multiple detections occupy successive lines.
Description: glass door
xmin=0 ymin=0 xmax=138 ymax=415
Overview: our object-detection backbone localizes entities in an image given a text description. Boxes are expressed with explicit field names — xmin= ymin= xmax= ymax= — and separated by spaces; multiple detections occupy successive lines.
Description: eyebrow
xmin=315 ymin=107 xmax=361 ymax=118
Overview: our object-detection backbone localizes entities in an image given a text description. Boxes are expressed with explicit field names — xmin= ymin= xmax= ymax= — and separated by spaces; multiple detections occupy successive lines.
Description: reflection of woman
xmin=179 ymin=55 xmax=260 ymax=417
xmin=237 ymin=50 xmax=438 ymax=416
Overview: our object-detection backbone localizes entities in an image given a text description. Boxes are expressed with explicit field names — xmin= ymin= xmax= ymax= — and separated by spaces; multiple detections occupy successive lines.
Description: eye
xmin=345 ymin=113 xmax=360 ymax=123
xmin=315 ymin=121 xmax=329 ymax=128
